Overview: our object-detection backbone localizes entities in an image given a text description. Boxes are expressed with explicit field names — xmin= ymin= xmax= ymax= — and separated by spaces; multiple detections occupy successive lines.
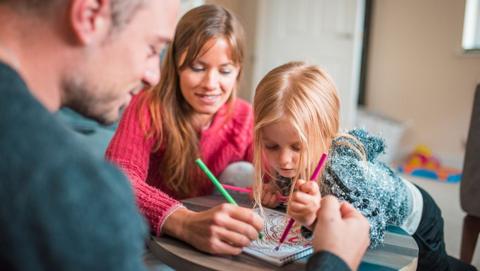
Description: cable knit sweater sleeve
xmin=105 ymin=94 xmax=183 ymax=236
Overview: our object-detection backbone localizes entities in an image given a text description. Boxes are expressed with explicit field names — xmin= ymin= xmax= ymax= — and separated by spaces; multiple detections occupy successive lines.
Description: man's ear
xmin=69 ymin=0 xmax=112 ymax=45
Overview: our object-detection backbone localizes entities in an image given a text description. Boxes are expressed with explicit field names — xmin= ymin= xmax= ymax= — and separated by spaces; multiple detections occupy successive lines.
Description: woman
xmin=106 ymin=5 xmax=262 ymax=255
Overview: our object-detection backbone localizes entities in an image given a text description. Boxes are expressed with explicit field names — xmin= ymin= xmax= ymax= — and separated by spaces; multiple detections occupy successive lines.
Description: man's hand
xmin=312 ymin=196 xmax=370 ymax=271
xmin=163 ymin=204 xmax=264 ymax=255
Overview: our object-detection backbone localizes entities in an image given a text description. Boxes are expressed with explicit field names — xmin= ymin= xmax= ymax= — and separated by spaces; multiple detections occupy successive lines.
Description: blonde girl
xmin=252 ymin=61 xmax=339 ymax=229
xmin=252 ymin=62 xmax=464 ymax=271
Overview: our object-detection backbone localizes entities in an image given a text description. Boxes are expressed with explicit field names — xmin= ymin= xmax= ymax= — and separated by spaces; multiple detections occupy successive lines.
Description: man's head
xmin=0 ymin=0 xmax=143 ymax=31
xmin=0 ymin=0 xmax=179 ymax=124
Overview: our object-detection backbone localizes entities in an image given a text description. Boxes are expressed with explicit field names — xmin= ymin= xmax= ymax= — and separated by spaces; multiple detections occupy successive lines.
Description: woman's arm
xmin=105 ymin=93 xmax=183 ymax=236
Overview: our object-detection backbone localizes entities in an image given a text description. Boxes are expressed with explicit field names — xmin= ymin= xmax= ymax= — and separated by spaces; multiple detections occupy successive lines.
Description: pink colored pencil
xmin=275 ymin=153 xmax=328 ymax=251
xmin=222 ymin=184 xmax=288 ymax=202
xmin=222 ymin=184 xmax=252 ymax=193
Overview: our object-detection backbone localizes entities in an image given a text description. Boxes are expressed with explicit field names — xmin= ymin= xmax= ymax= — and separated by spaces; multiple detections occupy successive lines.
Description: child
xmin=252 ymin=61 xmax=473 ymax=271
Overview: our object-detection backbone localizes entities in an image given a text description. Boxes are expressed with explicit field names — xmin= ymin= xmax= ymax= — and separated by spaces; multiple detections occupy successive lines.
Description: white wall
xmin=366 ymin=0 xmax=480 ymax=166
xmin=205 ymin=0 xmax=259 ymax=101
xmin=207 ymin=0 xmax=364 ymax=129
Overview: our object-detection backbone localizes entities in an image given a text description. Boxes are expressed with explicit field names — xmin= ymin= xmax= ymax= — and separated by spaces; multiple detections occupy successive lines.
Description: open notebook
xmin=243 ymin=208 xmax=313 ymax=266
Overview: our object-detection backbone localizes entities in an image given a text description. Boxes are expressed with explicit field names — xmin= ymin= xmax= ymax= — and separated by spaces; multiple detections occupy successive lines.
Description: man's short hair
xmin=0 ymin=0 xmax=144 ymax=30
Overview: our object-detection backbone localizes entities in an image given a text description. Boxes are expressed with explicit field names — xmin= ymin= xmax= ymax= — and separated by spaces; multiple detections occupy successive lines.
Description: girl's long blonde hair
xmin=139 ymin=5 xmax=245 ymax=197
xmin=252 ymin=61 xmax=340 ymax=207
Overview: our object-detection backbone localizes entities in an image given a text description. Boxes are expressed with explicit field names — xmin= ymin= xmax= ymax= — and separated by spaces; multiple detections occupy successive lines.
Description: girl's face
xmin=179 ymin=37 xmax=240 ymax=125
xmin=261 ymin=118 xmax=301 ymax=178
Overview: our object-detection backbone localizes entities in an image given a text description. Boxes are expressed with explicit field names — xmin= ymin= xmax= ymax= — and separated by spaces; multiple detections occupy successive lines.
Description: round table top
xmin=146 ymin=195 xmax=418 ymax=271
xmin=148 ymin=235 xmax=308 ymax=271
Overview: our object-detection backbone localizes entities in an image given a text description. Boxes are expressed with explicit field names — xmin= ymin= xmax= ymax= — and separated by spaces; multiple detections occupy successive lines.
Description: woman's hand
xmin=163 ymin=204 xmax=264 ymax=255
xmin=287 ymin=179 xmax=321 ymax=228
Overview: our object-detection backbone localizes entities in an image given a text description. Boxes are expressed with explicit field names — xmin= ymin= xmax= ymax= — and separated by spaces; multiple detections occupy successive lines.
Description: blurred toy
xmin=398 ymin=145 xmax=462 ymax=183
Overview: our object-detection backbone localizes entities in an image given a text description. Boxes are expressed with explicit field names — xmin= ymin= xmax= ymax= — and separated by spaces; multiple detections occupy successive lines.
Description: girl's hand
xmin=287 ymin=179 xmax=321 ymax=228
xmin=261 ymin=182 xmax=283 ymax=208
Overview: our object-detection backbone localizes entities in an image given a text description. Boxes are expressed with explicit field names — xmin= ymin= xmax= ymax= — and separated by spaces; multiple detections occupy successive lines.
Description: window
xmin=463 ymin=0 xmax=480 ymax=52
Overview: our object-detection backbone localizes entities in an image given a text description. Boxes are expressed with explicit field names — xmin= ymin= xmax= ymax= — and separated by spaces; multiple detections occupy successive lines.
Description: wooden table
xmin=147 ymin=194 xmax=418 ymax=271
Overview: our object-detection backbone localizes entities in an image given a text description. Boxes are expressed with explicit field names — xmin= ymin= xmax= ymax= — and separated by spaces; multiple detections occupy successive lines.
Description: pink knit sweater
xmin=105 ymin=93 xmax=253 ymax=235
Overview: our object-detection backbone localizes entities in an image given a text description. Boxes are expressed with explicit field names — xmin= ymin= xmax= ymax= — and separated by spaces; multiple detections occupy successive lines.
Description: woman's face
xmin=178 ymin=37 xmax=239 ymax=123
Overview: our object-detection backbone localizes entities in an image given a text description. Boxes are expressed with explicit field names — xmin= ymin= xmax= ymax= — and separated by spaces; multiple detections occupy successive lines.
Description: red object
xmin=222 ymin=184 xmax=288 ymax=202
xmin=106 ymin=93 xmax=254 ymax=236
xmin=222 ymin=184 xmax=252 ymax=193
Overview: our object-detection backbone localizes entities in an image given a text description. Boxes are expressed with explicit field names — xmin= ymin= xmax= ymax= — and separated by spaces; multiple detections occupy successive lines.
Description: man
xmin=0 ymin=0 xmax=178 ymax=270
xmin=0 ymin=0 xmax=370 ymax=270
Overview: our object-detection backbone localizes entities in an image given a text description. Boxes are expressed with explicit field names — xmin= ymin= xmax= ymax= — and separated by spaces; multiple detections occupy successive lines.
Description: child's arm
xmin=287 ymin=179 xmax=321 ymax=229
xmin=322 ymin=129 xmax=409 ymax=248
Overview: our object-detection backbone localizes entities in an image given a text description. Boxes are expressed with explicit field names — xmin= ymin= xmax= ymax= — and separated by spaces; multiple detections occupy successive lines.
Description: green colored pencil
xmin=195 ymin=158 xmax=238 ymax=206
xmin=195 ymin=158 xmax=263 ymax=239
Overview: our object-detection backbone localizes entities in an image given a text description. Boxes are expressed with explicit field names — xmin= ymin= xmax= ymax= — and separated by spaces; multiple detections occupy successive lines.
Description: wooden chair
xmin=460 ymin=83 xmax=480 ymax=264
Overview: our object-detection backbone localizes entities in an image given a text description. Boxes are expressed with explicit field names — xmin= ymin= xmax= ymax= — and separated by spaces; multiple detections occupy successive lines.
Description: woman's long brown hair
xmin=140 ymin=5 xmax=245 ymax=197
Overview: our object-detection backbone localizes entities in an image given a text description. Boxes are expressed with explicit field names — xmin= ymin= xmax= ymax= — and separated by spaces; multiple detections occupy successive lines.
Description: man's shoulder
xmin=0 ymin=63 xmax=131 ymax=199
xmin=0 ymin=142 xmax=148 ymax=270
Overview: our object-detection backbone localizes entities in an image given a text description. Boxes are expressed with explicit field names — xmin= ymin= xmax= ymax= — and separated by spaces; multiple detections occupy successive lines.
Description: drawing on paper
xmin=248 ymin=208 xmax=311 ymax=254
